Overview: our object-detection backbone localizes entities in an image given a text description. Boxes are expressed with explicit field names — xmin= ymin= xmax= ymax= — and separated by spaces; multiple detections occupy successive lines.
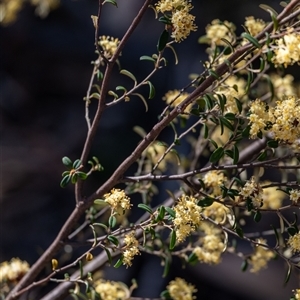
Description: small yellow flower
xmin=289 ymin=189 xmax=300 ymax=204
xmin=98 ymin=35 xmax=120 ymax=59
xmin=287 ymin=232 xmax=300 ymax=254
xmin=173 ymin=195 xmax=202 ymax=243
xmin=249 ymin=239 xmax=274 ymax=273
xmin=163 ymin=90 xmax=192 ymax=117
xmin=104 ymin=189 xmax=131 ymax=212
xmin=239 ymin=177 xmax=263 ymax=208
xmin=272 ymin=30 xmax=300 ymax=67
xmin=203 ymin=170 xmax=227 ymax=196
xmin=0 ymin=258 xmax=29 ymax=283
xmin=244 ymin=16 xmax=265 ymax=36
xmin=293 ymin=289 xmax=300 ymax=300
xmin=94 ymin=279 xmax=129 ymax=300
xmin=206 ymin=19 xmax=236 ymax=46
xmin=167 ymin=277 xmax=197 ymax=300
xmin=122 ymin=231 xmax=140 ymax=267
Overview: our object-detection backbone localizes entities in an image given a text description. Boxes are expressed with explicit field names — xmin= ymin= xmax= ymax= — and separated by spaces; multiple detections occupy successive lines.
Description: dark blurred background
xmin=1 ymin=0 xmax=299 ymax=299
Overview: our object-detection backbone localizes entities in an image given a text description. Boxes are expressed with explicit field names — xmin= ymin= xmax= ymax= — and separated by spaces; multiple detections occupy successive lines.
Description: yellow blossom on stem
xmin=293 ymin=289 xmax=300 ymax=300
xmin=167 ymin=277 xmax=197 ymax=300
xmin=261 ymin=184 xmax=286 ymax=209
xmin=173 ymin=195 xmax=202 ymax=243
xmin=287 ymin=232 xmax=300 ymax=254
xmin=163 ymin=90 xmax=192 ymax=117
xmin=272 ymin=30 xmax=300 ymax=67
xmin=0 ymin=258 xmax=29 ymax=283
xmin=249 ymin=239 xmax=274 ymax=273
xmin=98 ymin=35 xmax=120 ymax=59
xmin=203 ymin=170 xmax=227 ymax=196
xmin=244 ymin=16 xmax=265 ymax=36
xmin=239 ymin=177 xmax=263 ymax=208
xmin=206 ymin=19 xmax=236 ymax=46
xmin=94 ymin=279 xmax=129 ymax=300
xmin=104 ymin=189 xmax=131 ymax=212
xmin=122 ymin=231 xmax=140 ymax=267
xmin=289 ymin=189 xmax=300 ymax=204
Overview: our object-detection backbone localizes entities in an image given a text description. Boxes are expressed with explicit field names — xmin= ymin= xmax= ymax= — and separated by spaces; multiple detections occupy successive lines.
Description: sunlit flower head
xmin=206 ymin=19 xmax=236 ymax=46
xmin=104 ymin=189 xmax=131 ymax=212
xmin=94 ymin=279 xmax=129 ymax=300
xmin=167 ymin=277 xmax=197 ymax=300
xmin=203 ymin=170 xmax=227 ymax=196
xmin=163 ymin=90 xmax=192 ymax=117
xmin=173 ymin=195 xmax=202 ymax=243
xmin=98 ymin=35 xmax=120 ymax=59
xmin=122 ymin=231 xmax=140 ymax=267
xmin=249 ymin=239 xmax=274 ymax=272
xmin=0 ymin=258 xmax=29 ymax=283
xmin=244 ymin=16 xmax=265 ymax=36
xmin=239 ymin=176 xmax=263 ymax=208
xmin=289 ymin=189 xmax=300 ymax=204
xmin=287 ymin=232 xmax=300 ymax=254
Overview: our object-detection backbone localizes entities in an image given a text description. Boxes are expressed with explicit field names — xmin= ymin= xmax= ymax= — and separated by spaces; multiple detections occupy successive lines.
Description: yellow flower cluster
xmin=248 ymin=96 xmax=300 ymax=145
xmin=122 ymin=231 xmax=140 ymax=267
xmin=155 ymin=0 xmax=197 ymax=42
xmin=215 ymin=75 xmax=247 ymax=114
xmin=270 ymin=74 xmax=298 ymax=100
xmin=94 ymin=279 xmax=129 ymax=300
xmin=272 ymin=30 xmax=300 ymax=67
xmin=173 ymin=195 xmax=202 ymax=243
xmin=239 ymin=176 xmax=263 ymax=208
xmin=205 ymin=19 xmax=236 ymax=46
xmin=244 ymin=16 xmax=265 ymax=36
xmin=104 ymin=189 xmax=131 ymax=212
xmin=0 ymin=258 xmax=29 ymax=283
xmin=293 ymin=289 xmax=300 ymax=300
xmin=202 ymin=202 xmax=230 ymax=224
xmin=166 ymin=277 xmax=197 ymax=300
xmin=289 ymin=189 xmax=300 ymax=204
xmin=98 ymin=36 xmax=120 ymax=59
xmin=249 ymin=239 xmax=274 ymax=273
xmin=261 ymin=185 xmax=285 ymax=209
xmin=145 ymin=141 xmax=175 ymax=171
xmin=0 ymin=0 xmax=58 ymax=25
xmin=193 ymin=222 xmax=225 ymax=264
xmin=203 ymin=170 xmax=227 ymax=196
xmin=287 ymin=232 xmax=300 ymax=254
xmin=163 ymin=90 xmax=192 ymax=117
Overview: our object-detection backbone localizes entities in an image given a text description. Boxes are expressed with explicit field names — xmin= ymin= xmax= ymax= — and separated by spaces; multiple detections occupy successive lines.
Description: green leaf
xmin=234 ymin=97 xmax=243 ymax=114
xmin=107 ymin=235 xmax=119 ymax=246
xmin=71 ymin=173 xmax=78 ymax=184
xmin=156 ymin=206 xmax=165 ymax=222
xmin=236 ymin=226 xmax=244 ymax=238
xmin=108 ymin=216 xmax=117 ymax=229
xmin=140 ymin=55 xmax=156 ymax=62
xmin=158 ymin=16 xmax=172 ymax=25
xmin=79 ymin=260 xmax=83 ymax=279
xmin=208 ymin=69 xmax=220 ymax=79
xmin=242 ymin=125 xmax=251 ymax=138
xmin=169 ymin=230 xmax=176 ymax=250
xmin=93 ymin=222 xmax=108 ymax=231
xmin=120 ymin=69 xmax=137 ymax=84
xmin=137 ymin=203 xmax=153 ymax=214
xmin=257 ymin=150 xmax=267 ymax=161
xmin=219 ymin=116 xmax=234 ymax=131
xmin=224 ymin=112 xmax=236 ymax=121
xmin=217 ymin=94 xmax=226 ymax=113
xmin=103 ymin=0 xmax=118 ymax=7
xmin=165 ymin=207 xmax=175 ymax=218
xmin=209 ymin=147 xmax=224 ymax=163
xmin=241 ymin=32 xmax=261 ymax=48
xmin=73 ymin=159 xmax=82 ymax=169
xmin=287 ymin=227 xmax=297 ymax=236
xmin=259 ymin=4 xmax=278 ymax=16
xmin=157 ymin=30 xmax=169 ymax=51
xmin=233 ymin=144 xmax=239 ymax=164
xmin=187 ymin=252 xmax=199 ymax=265
xmin=147 ymin=81 xmax=155 ymax=99
xmin=198 ymin=197 xmax=214 ymax=207
xmin=115 ymin=86 xmax=127 ymax=93
xmin=203 ymin=94 xmax=214 ymax=110
xmin=241 ymin=259 xmax=248 ymax=272
xmin=203 ymin=124 xmax=208 ymax=139
xmin=284 ymin=263 xmax=291 ymax=284
xmin=114 ymin=257 xmax=123 ymax=268
xmin=133 ymin=93 xmax=148 ymax=112
xmin=62 ymin=156 xmax=72 ymax=167
xmin=77 ymin=171 xmax=88 ymax=180
xmin=267 ymin=140 xmax=278 ymax=148
xmin=208 ymin=139 xmax=218 ymax=150
xmin=60 ymin=175 xmax=71 ymax=188
xmin=163 ymin=257 xmax=171 ymax=277
xmin=254 ymin=210 xmax=262 ymax=222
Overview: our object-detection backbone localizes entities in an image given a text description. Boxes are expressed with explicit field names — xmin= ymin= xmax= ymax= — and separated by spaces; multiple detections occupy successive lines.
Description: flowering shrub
xmin=1 ymin=0 xmax=300 ymax=299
